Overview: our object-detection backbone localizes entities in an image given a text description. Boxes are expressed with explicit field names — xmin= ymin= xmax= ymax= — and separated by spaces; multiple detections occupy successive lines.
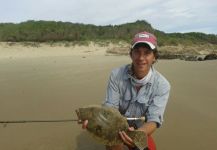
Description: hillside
xmin=0 ymin=20 xmax=217 ymax=60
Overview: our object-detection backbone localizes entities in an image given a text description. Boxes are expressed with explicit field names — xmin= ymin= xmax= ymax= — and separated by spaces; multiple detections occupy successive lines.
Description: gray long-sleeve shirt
xmin=103 ymin=64 xmax=170 ymax=128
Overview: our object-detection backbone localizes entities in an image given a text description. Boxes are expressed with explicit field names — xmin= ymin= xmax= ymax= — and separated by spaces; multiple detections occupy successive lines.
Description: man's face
xmin=130 ymin=46 xmax=156 ymax=73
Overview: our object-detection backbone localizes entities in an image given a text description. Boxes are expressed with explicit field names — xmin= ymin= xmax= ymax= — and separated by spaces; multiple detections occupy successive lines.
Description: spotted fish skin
xmin=76 ymin=106 xmax=147 ymax=150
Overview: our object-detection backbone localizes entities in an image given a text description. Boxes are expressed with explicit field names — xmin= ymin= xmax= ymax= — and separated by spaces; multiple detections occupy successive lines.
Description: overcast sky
xmin=1 ymin=0 xmax=217 ymax=34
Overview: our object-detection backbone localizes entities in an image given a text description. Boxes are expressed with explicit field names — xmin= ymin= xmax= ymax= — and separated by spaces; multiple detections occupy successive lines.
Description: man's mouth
xmin=137 ymin=63 xmax=147 ymax=66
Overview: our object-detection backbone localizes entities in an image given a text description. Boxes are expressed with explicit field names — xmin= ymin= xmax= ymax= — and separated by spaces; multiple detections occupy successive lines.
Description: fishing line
xmin=0 ymin=119 xmax=79 ymax=127
xmin=0 ymin=119 xmax=78 ymax=124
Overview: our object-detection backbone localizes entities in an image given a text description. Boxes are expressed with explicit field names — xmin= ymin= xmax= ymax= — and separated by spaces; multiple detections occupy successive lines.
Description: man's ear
xmin=129 ymin=49 xmax=133 ymax=57
xmin=152 ymin=56 xmax=156 ymax=64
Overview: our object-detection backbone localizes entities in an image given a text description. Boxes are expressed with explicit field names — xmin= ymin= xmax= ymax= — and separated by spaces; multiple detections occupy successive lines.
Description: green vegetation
xmin=1 ymin=20 xmax=216 ymax=47
xmin=1 ymin=20 xmax=217 ymax=60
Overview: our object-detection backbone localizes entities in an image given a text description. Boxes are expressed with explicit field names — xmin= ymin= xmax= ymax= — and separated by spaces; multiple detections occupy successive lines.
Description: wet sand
xmin=0 ymin=48 xmax=217 ymax=150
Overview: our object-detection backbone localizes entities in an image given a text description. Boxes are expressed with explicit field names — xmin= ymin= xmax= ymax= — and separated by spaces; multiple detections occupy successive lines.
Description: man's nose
xmin=138 ymin=53 xmax=147 ymax=60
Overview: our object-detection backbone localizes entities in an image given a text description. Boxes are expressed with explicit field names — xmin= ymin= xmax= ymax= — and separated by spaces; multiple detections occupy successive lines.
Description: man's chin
xmin=135 ymin=65 xmax=150 ymax=72
xmin=136 ymin=66 xmax=147 ymax=71
xmin=137 ymin=64 xmax=147 ymax=68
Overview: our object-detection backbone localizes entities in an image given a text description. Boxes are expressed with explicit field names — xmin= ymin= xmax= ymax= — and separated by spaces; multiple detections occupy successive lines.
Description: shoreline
xmin=1 ymin=41 xmax=216 ymax=61
xmin=0 ymin=42 xmax=110 ymax=59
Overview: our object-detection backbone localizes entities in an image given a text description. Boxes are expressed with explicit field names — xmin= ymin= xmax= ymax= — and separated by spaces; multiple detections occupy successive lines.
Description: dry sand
xmin=0 ymin=43 xmax=217 ymax=150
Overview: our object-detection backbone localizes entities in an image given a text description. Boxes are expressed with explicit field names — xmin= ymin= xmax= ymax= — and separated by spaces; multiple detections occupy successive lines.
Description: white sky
xmin=0 ymin=0 xmax=217 ymax=34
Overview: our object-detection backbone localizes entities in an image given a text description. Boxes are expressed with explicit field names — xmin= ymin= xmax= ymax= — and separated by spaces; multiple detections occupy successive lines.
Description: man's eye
xmin=134 ymin=49 xmax=139 ymax=53
xmin=144 ymin=52 xmax=151 ymax=55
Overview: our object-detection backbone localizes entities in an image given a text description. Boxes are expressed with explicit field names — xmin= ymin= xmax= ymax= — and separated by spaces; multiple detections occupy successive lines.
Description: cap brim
xmin=132 ymin=41 xmax=156 ymax=50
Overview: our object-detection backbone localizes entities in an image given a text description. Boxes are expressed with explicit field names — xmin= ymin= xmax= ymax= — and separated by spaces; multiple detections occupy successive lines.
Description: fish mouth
xmin=75 ymin=109 xmax=82 ymax=123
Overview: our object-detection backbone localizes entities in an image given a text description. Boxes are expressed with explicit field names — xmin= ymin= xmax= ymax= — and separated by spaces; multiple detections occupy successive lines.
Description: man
xmin=83 ymin=31 xmax=170 ymax=150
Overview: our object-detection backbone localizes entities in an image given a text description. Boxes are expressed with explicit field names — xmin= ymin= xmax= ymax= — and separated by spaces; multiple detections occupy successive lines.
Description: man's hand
xmin=76 ymin=109 xmax=88 ymax=129
xmin=119 ymin=127 xmax=136 ymax=148
xmin=77 ymin=119 xmax=88 ymax=129
xmin=82 ymin=120 xmax=88 ymax=129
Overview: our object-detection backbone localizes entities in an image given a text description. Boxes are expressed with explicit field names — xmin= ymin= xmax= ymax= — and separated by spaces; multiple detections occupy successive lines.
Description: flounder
xmin=76 ymin=105 xmax=147 ymax=150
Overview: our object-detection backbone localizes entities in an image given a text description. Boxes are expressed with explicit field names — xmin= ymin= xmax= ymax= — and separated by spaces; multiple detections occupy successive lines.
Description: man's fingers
xmin=119 ymin=131 xmax=132 ymax=146
xmin=122 ymin=131 xmax=134 ymax=144
xmin=128 ymin=127 xmax=135 ymax=131
xmin=119 ymin=131 xmax=134 ymax=147
xmin=82 ymin=120 xmax=88 ymax=129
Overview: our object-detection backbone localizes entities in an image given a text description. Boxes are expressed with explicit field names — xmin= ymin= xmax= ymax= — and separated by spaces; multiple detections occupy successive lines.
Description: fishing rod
xmin=0 ymin=117 xmax=145 ymax=124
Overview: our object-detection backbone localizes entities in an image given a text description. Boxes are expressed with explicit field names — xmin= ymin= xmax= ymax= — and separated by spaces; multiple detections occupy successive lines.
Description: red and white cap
xmin=131 ymin=31 xmax=157 ymax=50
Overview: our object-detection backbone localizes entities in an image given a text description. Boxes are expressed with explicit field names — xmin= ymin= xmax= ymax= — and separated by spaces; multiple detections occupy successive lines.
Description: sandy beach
xmin=0 ymin=43 xmax=217 ymax=150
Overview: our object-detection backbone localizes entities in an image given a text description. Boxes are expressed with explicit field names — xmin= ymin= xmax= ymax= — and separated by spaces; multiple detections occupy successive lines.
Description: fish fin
xmin=127 ymin=130 xmax=148 ymax=150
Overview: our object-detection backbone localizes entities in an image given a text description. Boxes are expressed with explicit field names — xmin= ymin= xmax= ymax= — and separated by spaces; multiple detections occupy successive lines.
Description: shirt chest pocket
xmin=137 ymin=96 xmax=149 ymax=104
xmin=123 ymin=92 xmax=131 ymax=101
xmin=122 ymin=89 xmax=152 ymax=105
xmin=137 ymin=95 xmax=152 ymax=116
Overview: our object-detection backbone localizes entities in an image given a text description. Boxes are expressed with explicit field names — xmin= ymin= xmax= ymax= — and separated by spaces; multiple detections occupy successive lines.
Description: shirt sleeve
xmin=146 ymin=80 xmax=171 ymax=127
xmin=103 ymin=70 xmax=120 ymax=109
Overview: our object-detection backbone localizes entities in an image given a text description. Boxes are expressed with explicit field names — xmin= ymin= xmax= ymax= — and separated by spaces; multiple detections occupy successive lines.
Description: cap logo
xmin=138 ymin=33 xmax=149 ymax=38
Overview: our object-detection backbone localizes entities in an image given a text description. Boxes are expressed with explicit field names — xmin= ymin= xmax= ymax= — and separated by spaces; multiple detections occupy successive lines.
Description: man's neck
xmin=133 ymin=68 xmax=150 ymax=79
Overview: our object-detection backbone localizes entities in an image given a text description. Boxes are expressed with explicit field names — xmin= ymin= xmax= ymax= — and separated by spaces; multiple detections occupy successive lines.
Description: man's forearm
xmin=138 ymin=121 xmax=157 ymax=136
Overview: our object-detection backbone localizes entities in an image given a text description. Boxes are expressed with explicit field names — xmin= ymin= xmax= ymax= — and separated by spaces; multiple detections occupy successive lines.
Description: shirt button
xmin=130 ymin=100 xmax=135 ymax=104
xmin=126 ymin=111 xmax=130 ymax=115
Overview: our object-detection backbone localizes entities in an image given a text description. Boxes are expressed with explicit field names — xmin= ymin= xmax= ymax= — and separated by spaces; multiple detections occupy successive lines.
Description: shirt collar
xmin=123 ymin=64 xmax=133 ymax=80
xmin=124 ymin=64 xmax=155 ymax=85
